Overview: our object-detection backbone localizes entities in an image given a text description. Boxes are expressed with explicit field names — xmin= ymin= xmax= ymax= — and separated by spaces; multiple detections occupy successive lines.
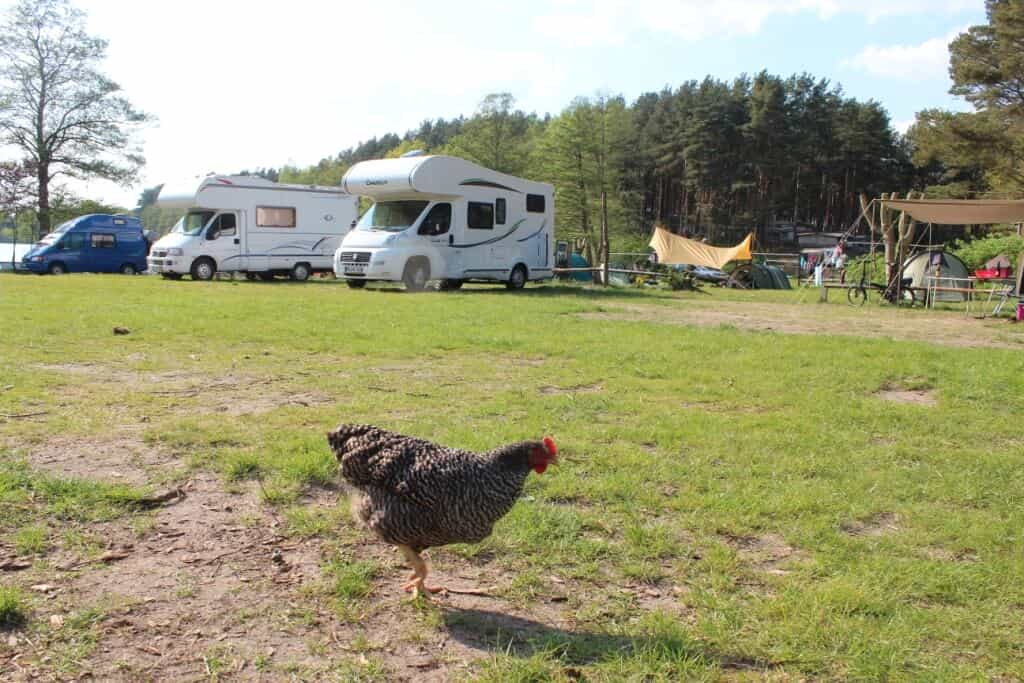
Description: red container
xmin=1017 ymin=303 xmax=1024 ymax=322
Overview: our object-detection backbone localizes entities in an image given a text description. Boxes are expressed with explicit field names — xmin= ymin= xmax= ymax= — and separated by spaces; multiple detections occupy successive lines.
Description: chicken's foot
xmin=398 ymin=545 xmax=447 ymax=601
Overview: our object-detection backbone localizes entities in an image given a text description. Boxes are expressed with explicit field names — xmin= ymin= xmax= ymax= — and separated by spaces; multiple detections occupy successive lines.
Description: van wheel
xmin=346 ymin=279 xmax=367 ymax=289
xmin=290 ymin=263 xmax=311 ymax=282
xmin=48 ymin=262 xmax=67 ymax=275
xmin=191 ymin=257 xmax=216 ymax=281
xmin=506 ymin=264 xmax=528 ymax=290
xmin=120 ymin=263 xmax=137 ymax=275
xmin=402 ymin=259 xmax=430 ymax=292
xmin=438 ymin=279 xmax=463 ymax=291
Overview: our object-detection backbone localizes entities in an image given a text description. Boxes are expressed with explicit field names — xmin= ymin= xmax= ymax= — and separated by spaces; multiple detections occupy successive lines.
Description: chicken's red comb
xmin=543 ymin=436 xmax=557 ymax=456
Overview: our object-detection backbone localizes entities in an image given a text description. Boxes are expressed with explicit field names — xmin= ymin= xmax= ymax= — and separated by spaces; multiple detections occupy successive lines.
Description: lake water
xmin=0 ymin=242 xmax=32 ymax=270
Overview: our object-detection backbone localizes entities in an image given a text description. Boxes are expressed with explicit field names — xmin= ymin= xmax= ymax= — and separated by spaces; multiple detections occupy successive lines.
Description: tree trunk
xmin=600 ymin=188 xmax=610 ymax=286
xmin=36 ymin=162 xmax=50 ymax=238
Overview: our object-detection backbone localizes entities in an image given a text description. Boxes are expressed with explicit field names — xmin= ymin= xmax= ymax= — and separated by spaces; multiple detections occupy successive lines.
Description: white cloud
xmin=534 ymin=0 xmax=981 ymax=45
xmin=844 ymin=30 xmax=962 ymax=80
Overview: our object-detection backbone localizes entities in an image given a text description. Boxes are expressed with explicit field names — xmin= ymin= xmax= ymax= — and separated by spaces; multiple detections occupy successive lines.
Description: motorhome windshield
xmin=171 ymin=211 xmax=215 ymax=237
xmin=357 ymin=201 xmax=429 ymax=233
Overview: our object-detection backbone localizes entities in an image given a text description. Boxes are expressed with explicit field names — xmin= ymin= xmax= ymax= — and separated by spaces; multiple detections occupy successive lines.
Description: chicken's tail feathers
xmin=327 ymin=423 xmax=385 ymax=458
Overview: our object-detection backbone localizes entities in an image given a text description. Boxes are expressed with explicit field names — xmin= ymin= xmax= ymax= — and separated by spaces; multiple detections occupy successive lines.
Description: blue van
xmin=20 ymin=214 xmax=150 ymax=275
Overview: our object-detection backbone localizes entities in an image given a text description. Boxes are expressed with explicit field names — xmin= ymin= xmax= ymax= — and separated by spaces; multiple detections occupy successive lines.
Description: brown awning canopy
xmin=649 ymin=227 xmax=753 ymax=268
xmin=881 ymin=199 xmax=1024 ymax=225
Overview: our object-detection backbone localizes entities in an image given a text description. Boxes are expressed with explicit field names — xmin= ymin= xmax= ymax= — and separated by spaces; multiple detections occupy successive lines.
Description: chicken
xmin=327 ymin=424 xmax=558 ymax=599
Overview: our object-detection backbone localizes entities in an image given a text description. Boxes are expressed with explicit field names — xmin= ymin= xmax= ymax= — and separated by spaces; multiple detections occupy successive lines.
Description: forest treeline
xmin=223 ymin=75 xmax=915 ymax=256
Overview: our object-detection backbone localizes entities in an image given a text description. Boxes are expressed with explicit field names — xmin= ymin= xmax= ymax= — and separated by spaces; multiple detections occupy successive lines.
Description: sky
xmin=1 ymin=0 xmax=988 ymax=208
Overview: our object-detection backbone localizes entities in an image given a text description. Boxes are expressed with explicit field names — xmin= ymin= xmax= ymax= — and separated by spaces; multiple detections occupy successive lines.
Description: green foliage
xmin=952 ymin=232 xmax=1024 ymax=270
xmin=0 ymin=585 xmax=27 ymax=629
xmin=443 ymin=93 xmax=542 ymax=176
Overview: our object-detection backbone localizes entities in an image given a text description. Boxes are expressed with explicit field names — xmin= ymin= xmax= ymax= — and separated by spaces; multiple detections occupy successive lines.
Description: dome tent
xmin=902 ymin=251 xmax=969 ymax=303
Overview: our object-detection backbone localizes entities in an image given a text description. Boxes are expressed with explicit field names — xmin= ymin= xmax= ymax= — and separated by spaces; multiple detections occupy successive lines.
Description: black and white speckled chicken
xmin=327 ymin=424 xmax=558 ymax=598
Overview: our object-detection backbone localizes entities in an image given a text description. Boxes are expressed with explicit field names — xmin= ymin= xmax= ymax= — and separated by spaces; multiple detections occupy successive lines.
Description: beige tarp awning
xmin=881 ymin=199 xmax=1024 ymax=225
xmin=649 ymin=227 xmax=753 ymax=269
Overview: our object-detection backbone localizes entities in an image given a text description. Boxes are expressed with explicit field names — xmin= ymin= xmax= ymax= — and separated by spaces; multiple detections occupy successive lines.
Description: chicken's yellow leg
xmin=397 ymin=545 xmax=447 ymax=598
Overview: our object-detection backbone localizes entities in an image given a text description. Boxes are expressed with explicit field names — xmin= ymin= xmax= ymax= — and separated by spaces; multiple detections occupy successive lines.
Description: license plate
xmin=344 ymin=264 xmax=366 ymax=275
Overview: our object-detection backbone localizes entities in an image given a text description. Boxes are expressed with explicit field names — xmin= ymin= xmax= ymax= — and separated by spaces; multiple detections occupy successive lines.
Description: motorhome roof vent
xmin=400 ymin=150 xmax=426 ymax=158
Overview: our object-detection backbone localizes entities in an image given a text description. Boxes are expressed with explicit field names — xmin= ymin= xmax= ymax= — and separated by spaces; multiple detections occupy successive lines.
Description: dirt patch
xmin=23 ymin=432 xmax=177 ymax=486
xmin=924 ymin=546 xmax=980 ymax=563
xmin=876 ymin=384 xmax=937 ymax=407
xmin=577 ymin=300 xmax=1024 ymax=350
xmin=722 ymin=532 xmax=807 ymax=575
xmin=841 ymin=512 xmax=900 ymax=537
xmin=540 ymin=383 xmax=603 ymax=396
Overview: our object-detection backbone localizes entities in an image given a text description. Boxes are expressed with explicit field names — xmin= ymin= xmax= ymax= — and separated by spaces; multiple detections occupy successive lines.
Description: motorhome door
xmin=417 ymin=202 xmax=457 ymax=278
xmin=202 ymin=212 xmax=242 ymax=271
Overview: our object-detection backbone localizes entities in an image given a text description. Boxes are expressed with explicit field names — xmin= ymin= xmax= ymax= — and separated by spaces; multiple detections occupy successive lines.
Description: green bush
xmin=952 ymin=233 xmax=1024 ymax=270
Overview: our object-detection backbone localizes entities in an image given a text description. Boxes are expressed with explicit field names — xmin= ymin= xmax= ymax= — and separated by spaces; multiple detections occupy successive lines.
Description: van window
xmin=256 ymin=206 xmax=296 ymax=228
xmin=468 ymin=202 xmax=494 ymax=230
xmin=495 ymin=198 xmax=506 ymax=225
xmin=207 ymin=214 xmax=237 ymax=240
xmin=60 ymin=233 xmax=87 ymax=251
xmin=90 ymin=233 xmax=116 ymax=249
xmin=418 ymin=203 xmax=451 ymax=236
xmin=526 ymin=194 xmax=545 ymax=213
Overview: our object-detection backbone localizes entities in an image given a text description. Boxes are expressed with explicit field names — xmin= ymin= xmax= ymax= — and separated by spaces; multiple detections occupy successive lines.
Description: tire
xmin=346 ymin=279 xmax=367 ymax=289
xmin=438 ymin=279 xmax=463 ymax=291
xmin=290 ymin=263 xmax=311 ymax=282
xmin=506 ymin=264 xmax=528 ymax=290
xmin=191 ymin=257 xmax=216 ymax=281
xmin=161 ymin=273 xmax=183 ymax=281
xmin=847 ymin=286 xmax=867 ymax=306
xmin=120 ymin=263 xmax=137 ymax=275
xmin=402 ymin=259 xmax=430 ymax=292
xmin=48 ymin=262 xmax=66 ymax=275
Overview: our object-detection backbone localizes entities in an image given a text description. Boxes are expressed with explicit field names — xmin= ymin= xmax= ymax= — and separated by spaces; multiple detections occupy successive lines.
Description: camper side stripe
xmin=451 ymin=219 xmax=525 ymax=248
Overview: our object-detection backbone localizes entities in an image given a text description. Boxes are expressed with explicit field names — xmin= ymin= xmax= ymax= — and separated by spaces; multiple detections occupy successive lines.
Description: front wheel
xmin=191 ymin=257 xmax=216 ymax=281
xmin=402 ymin=259 xmax=430 ymax=292
xmin=847 ymin=286 xmax=867 ymax=307
xmin=346 ymin=279 xmax=367 ymax=289
xmin=120 ymin=263 xmax=137 ymax=275
xmin=506 ymin=264 xmax=528 ymax=290
xmin=290 ymin=263 xmax=311 ymax=282
xmin=47 ymin=262 xmax=67 ymax=275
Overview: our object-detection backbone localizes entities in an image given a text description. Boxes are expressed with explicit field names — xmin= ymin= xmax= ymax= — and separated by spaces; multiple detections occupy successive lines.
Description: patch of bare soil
xmin=578 ymin=300 xmax=1024 ymax=350
xmin=875 ymin=384 xmax=937 ymax=407
xmin=841 ymin=512 xmax=900 ymax=537
xmin=722 ymin=532 xmax=808 ymax=576
xmin=23 ymin=431 xmax=177 ymax=485
xmin=539 ymin=383 xmax=604 ymax=396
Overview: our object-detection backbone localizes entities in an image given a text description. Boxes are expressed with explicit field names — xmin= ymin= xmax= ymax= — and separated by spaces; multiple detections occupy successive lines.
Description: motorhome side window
xmin=526 ymin=194 xmax=545 ymax=213
xmin=418 ymin=203 xmax=451 ymax=236
xmin=495 ymin=198 xmax=506 ymax=225
xmin=468 ymin=202 xmax=494 ymax=230
xmin=90 ymin=233 xmax=116 ymax=249
xmin=256 ymin=206 xmax=296 ymax=228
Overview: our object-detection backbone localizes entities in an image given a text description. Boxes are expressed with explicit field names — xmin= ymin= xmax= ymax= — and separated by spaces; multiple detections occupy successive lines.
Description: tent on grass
xmin=727 ymin=263 xmax=792 ymax=290
xmin=902 ymin=251 xmax=970 ymax=302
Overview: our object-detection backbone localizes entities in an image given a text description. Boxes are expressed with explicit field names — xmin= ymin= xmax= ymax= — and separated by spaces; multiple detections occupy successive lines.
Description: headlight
xmin=167 ymin=248 xmax=183 ymax=256
xmin=31 ymin=256 xmax=43 ymax=262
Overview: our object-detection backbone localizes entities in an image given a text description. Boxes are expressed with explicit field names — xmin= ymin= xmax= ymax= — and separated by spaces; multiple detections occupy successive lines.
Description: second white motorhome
xmin=148 ymin=176 xmax=358 ymax=281
xmin=335 ymin=155 xmax=555 ymax=290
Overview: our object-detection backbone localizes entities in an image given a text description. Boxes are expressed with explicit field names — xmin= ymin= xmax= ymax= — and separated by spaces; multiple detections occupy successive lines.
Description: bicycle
xmin=847 ymin=272 xmax=922 ymax=307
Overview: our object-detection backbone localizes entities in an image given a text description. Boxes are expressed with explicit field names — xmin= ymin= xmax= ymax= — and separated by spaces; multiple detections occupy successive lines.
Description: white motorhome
xmin=335 ymin=155 xmax=554 ymax=290
xmin=148 ymin=175 xmax=358 ymax=281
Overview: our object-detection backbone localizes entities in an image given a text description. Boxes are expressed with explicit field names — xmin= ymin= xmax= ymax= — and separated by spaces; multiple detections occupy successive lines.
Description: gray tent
xmin=902 ymin=251 xmax=969 ymax=303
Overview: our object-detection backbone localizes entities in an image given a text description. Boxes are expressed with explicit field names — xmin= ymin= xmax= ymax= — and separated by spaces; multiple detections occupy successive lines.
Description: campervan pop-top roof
xmin=341 ymin=155 xmax=552 ymax=200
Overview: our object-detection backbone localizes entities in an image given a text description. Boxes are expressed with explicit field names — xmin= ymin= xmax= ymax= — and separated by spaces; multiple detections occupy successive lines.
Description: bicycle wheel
xmin=847 ymin=286 xmax=868 ymax=306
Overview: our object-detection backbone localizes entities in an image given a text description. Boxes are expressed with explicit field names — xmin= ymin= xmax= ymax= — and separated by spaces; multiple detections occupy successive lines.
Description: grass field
xmin=1 ymin=274 xmax=1023 ymax=681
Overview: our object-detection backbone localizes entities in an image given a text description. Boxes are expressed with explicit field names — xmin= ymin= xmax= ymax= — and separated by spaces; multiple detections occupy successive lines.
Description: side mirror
xmin=448 ymin=234 xmax=454 ymax=246
xmin=350 ymin=219 xmax=357 ymax=229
